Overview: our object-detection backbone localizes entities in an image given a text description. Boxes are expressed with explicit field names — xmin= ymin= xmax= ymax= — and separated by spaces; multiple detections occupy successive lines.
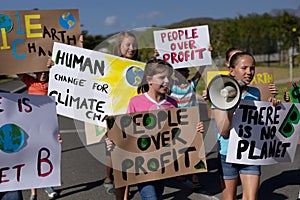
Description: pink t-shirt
xmin=127 ymin=93 xmax=178 ymax=113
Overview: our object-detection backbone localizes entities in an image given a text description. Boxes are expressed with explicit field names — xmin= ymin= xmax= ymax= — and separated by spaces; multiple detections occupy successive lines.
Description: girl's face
xmin=229 ymin=55 xmax=255 ymax=85
xmin=147 ymin=69 xmax=171 ymax=94
xmin=35 ymin=71 xmax=49 ymax=82
xmin=120 ymin=36 xmax=137 ymax=59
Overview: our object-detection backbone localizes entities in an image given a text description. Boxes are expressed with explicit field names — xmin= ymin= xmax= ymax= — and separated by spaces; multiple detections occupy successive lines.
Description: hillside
xmin=166 ymin=5 xmax=300 ymax=28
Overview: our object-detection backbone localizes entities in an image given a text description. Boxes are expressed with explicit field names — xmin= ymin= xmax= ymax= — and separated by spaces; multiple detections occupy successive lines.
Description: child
xmin=106 ymin=58 xmax=204 ymax=200
xmin=171 ymin=67 xmax=203 ymax=108
xmin=104 ymin=31 xmax=139 ymax=199
xmin=225 ymin=47 xmax=279 ymax=97
xmin=18 ymin=71 xmax=60 ymax=200
xmin=170 ymin=67 xmax=204 ymax=189
xmin=168 ymin=46 xmax=211 ymax=189
xmin=213 ymin=52 xmax=280 ymax=200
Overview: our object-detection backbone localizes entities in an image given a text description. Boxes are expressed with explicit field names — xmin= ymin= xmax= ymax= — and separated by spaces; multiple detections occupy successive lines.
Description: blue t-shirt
xmin=217 ymin=86 xmax=261 ymax=155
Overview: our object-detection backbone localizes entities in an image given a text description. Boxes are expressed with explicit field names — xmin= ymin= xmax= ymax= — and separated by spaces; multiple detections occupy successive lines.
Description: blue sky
xmin=1 ymin=0 xmax=299 ymax=36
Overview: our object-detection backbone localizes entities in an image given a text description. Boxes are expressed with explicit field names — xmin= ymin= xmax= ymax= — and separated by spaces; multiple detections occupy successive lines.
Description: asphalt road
xmin=1 ymin=78 xmax=299 ymax=200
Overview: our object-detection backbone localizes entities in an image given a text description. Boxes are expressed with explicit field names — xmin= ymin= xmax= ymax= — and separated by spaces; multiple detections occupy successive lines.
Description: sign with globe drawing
xmin=0 ymin=92 xmax=61 ymax=192
xmin=0 ymin=9 xmax=81 ymax=75
xmin=48 ymin=42 xmax=146 ymax=128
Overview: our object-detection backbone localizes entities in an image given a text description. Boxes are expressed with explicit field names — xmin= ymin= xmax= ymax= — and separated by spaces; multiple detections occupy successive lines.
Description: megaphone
xmin=207 ymin=74 xmax=246 ymax=110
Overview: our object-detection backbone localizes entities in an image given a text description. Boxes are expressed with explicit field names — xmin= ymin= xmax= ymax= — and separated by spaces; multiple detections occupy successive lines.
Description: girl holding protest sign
xmin=103 ymin=31 xmax=139 ymax=198
xmin=106 ymin=58 xmax=204 ymax=200
xmin=213 ymin=52 xmax=280 ymax=200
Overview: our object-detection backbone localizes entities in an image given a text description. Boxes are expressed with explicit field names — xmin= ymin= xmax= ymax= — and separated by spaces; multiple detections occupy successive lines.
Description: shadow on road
xmin=55 ymin=179 xmax=103 ymax=198
xmin=259 ymin=169 xmax=300 ymax=200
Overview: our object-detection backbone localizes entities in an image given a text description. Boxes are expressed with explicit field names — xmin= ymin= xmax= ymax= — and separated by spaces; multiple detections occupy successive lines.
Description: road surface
xmin=1 ymin=78 xmax=299 ymax=200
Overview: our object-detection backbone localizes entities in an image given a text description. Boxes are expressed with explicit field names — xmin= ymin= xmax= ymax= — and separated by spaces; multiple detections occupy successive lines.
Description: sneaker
xmin=29 ymin=195 xmax=37 ymax=200
xmin=103 ymin=181 xmax=115 ymax=195
xmin=44 ymin=187 xmax=57 ymax=198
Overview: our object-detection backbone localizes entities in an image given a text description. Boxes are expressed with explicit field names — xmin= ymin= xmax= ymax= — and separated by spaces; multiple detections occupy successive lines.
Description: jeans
xmin=137 ymin=180 xmax=164 ymax=200
xmin=0 ymin=191 xmax=23 ymax=200
xmin=219 ymin=154 xmax=261 ymax=180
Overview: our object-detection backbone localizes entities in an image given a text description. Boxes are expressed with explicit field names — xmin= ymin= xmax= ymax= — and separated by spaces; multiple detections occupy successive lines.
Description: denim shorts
xmin=137 ymin=180 xmax=164 ymax=200
xmin=218 ymin=154 xmax=261 ymax=180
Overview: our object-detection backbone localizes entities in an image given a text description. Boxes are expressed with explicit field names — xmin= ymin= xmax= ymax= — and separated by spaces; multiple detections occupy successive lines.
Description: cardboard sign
xmin=250 ymin=68 xmax=274 ymax=101
xmin=205 ymin=67 xmax=274 ymax=101
xmin=0 ymin=9 xmax=81 ymax=75
xmin=0 ymin=93 xmax=60 ymax=192
xmin=153 ymin=25 xmax=212 ymax=68
xmin=48 ymin=42 xmax=145 ymax=127
xmin=84 ymin=122 xmax=106 ymax=145
xmin=106 ymin=106 xmax=207 ymax=188
xmin=227 ymin=100 xmax=300 ymax=165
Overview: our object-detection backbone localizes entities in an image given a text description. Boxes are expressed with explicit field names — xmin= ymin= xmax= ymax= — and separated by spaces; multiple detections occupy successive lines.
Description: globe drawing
xmin=125 ymin=66 xmax=144 ymax=87
xmin=0 ymin=124 xmax=25 ymax=153
xmin=59 ymin=12 xmax=76 ymax=30
xmin=0 ymin=14 xmax=13 ymax=33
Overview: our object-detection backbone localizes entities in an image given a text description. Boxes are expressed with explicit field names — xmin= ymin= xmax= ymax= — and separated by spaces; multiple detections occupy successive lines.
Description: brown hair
xmin=137 ymin=58 xmax=173 ymax=94
xmin=229 ymin=51 xmax=256 ymax=69
xmin=225 ymin=47 xmax=244 ymax=62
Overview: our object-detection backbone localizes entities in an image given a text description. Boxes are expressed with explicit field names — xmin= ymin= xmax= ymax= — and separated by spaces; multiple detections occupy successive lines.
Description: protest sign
xmin=84 ymin=122 xmax=106 ymax=145
xmin=0 ymin=93 xmax=60 ymax=192
xmin=0 ymin=9 xmax=81 ymax=75
xmin=227 ymin=100 xmax=300 ymax=165
xmin=48 ymin=42 xmax=145 ymax=127
xmin=153 ymin=25 xmax=212 ymax=68
xmin=287 ymin=81 xmax=300 ymax=103
xmin=106 ymin=106 xmax=207 ymax=188
xmin=249 ymin=68 xmax=274 ymax=101
xmin=286 ymin=81 xmax=300 ymax=144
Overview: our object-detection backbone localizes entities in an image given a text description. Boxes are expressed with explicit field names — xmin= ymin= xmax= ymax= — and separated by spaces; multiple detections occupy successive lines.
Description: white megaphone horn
xmin=207 ymin=74 xmax=246 ymax=110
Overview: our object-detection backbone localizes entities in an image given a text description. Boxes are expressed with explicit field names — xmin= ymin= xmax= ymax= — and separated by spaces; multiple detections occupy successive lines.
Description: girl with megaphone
xmin=212 ymin=51 xmax=280 ymax=200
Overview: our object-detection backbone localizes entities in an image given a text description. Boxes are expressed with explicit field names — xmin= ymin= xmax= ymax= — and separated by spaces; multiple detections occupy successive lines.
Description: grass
xmin=192 ymin=63 xmax=300 ymax=102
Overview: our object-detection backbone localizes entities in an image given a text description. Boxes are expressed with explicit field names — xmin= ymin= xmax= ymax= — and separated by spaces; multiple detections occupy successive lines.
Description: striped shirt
xmin=171 ymin=79 xmax=198 ymax=108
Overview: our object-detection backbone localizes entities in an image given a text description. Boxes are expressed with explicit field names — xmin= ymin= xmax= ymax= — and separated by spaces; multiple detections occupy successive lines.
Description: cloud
xmin=138 ymin=11 xmax=162 ymax=20
xmin=147 ymin=11 xmax=161 ymax=19
xmin=104 ymin=16 xmax=117 ymax=26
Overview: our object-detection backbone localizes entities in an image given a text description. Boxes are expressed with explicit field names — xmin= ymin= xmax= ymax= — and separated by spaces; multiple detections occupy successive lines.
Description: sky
xmin=1 ymin=0 xmax=299 ymax=36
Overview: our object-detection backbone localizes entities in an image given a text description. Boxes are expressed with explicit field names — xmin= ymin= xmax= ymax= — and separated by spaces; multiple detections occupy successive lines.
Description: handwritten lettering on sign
xmin=0 ymin=9 xmax=81 ymax=74
xmin=0 ymin=93 xmax=60 ymax=192
xmin=227 ymin=100 xmax=300 ymax=165
xmin=48 ymin=43 xmax=146 ymax=127
xmin=106 ymin=106 xmax=207 ymax=188
xmin=153 ymin=25 xmax=212 ymax=68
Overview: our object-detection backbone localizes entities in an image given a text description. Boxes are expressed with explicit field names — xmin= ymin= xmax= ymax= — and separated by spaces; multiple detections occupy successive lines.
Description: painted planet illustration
xmin=0 ymin=14 xmax=13 ymax=33
xmin=0 ymin=124 xmax=25 ymax=153
xmin=59 ymin=12 xmax=76 ymax=30
xmin=125 ymin=66 xmax=144 ymax=87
